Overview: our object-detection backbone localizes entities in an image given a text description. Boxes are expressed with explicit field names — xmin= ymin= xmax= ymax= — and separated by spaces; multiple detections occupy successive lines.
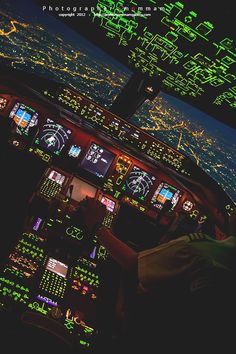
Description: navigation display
xmin=80 ymin=142 xmax=115 ymax=178
xmin=34 ymin=118 xmax=71 ymax=155
xmin=122 ymin=166 xmax=156 ymax=201
xmin=151 ymin=182 xmax=182 ymax=210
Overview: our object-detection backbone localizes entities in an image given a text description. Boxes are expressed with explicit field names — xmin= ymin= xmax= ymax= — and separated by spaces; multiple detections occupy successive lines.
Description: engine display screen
xmin=34 ymin=118 xmax=71 ymax=155
xmin=122 ymin=166 xmax=156 ymax=201
xmin=80 ymin=142 xmax=115 ymax=178
xmin=46 ymin=257 xmax=68 ymax=278
xmin=150 ymin=182 xmax=182 ymax=209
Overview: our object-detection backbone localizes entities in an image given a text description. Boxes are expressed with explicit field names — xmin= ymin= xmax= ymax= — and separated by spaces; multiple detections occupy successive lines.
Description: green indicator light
xmin=189 ymin=11 xmax=197 ymax=17
xmin=80 ymin=340 xmax=89 ymax=346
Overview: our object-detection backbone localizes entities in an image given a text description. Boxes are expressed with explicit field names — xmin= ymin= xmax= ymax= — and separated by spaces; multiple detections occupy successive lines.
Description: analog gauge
xmin=0 ymin=96 xmax=8 ymax=111
xmin=182 ymin=200 xmax=194 ymax=211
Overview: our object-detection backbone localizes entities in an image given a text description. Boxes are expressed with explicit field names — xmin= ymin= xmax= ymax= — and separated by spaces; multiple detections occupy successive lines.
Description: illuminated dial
xmin=0 ymin=96 xmax=8 ymax=111
xmin=182 ymin=200 xmax=194 ymax=211
xmin=123 ymin=166 xmax=156 ymax=201
xmin=35 ymin=118 xmax=71 ymax=155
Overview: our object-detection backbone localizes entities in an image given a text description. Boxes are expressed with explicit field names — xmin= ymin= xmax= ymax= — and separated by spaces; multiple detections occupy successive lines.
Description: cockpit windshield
xmin=0 ymin=0 xmax=132 ymax=108
xmin=130 ymin=92 xmax=236 ymax=202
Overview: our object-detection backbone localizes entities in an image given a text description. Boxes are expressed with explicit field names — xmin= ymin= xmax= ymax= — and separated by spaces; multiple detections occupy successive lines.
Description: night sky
xmin=0 ymin=0 xmax=131 ymax=74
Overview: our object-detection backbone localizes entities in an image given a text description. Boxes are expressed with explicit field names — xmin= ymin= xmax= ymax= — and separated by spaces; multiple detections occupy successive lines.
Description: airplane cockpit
xmin=0 ymin=0 xmax=235 ymax=352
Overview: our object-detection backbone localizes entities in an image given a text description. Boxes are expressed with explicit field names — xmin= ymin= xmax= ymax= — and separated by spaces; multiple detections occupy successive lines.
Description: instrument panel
xmin=0 ymin=85 xmax=234 ymax=223
xmin=48 ymin=86 xmax=190 ymax=175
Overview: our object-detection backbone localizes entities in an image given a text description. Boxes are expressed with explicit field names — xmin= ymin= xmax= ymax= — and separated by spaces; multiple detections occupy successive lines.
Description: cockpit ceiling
xmin=37 ymin=0 xmax=236 ymax=129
